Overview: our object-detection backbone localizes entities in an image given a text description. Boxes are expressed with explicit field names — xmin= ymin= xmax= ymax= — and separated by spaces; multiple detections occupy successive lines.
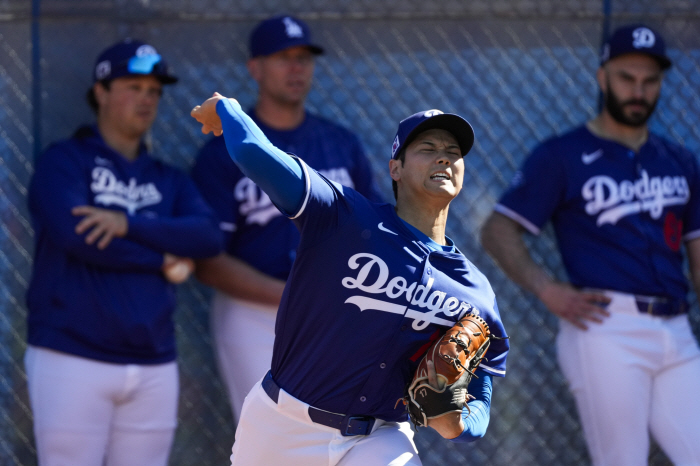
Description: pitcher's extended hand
xmin=190 ymin=92 xmax=235 ymax=136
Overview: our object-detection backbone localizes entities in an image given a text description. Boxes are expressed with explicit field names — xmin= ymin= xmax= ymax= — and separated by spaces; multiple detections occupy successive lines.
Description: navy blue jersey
xmin=26 ymin=126 xmax=222 ymax=364
xmin=497 ymin=125 xmax=700 ymax=300
xmin=271 ymin=161 xmax=509 ymax=422
xmin=191 ymin=110 xmax=382 ymax=280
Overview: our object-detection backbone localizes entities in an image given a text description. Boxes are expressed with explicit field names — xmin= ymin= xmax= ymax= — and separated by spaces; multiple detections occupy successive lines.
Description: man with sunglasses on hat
xmin=191 ymin=15 xmax=382 ymax=426
xmin=24 ymin=39 xmax=223 ymax=466
xmin=481 ymin=24 xmax=700 ymax=465
xmin=191 ymin=94 xmax=509 ymax=465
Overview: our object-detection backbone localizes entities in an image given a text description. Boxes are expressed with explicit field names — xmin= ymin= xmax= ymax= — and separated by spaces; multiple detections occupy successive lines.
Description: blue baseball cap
xmin=601 ymin=24 xmax=672 ymax=70
xmin=249 ymin=15 xmax=324 ymax=58
xmin=391 ymin=110 xmax=475 ymax=160
xmin=93 ymin=39 xmax=178 ymax=84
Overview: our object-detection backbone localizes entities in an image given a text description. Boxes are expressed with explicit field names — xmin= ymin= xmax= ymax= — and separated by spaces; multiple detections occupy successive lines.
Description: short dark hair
xmin=86 ymin=80 xmax=112 ymax=113
xmin=392 ymin=148 xmax=406 ymax=200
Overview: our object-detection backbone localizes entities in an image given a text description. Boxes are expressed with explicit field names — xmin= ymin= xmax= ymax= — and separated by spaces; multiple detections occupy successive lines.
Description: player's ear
xmin=389 ymin=158 xmax=402 ymax=182
xmin=93 ymin=82 xmax=109 ymax=107
xmin=596 ymin=66 xmax=607 ymax=93
xmin=247 ymin=58 xmax=262 ymax=81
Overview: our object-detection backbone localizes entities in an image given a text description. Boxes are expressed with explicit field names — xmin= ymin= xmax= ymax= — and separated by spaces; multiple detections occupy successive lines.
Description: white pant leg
xmin=211 ymin=292 xmax=276 ymax=423
xmin=649 ymin=315 xmax=700 ymax=466
xmin=24 ymin=346 xmax=178 ymax=466
xmin=557 ymin=303 xmax=653 ymax=466
xmin=231 ymin=381 xmax=339 ymax=466
xmin=557 ymin=292 xmax=700 ymax=466
xmin=231 ymin=382 xmax=420 ymax=466
xmin=25 ymin=346 xmax=116 ymax=466
xmin=337 ymin=421 xmax=421 ymax=466
xmin=105 ymin=362 xmax=179 ymax=466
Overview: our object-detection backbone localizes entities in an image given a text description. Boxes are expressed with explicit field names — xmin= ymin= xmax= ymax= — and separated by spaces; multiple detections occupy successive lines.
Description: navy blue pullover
xmin=26 ymin=126 xmax=223 ymax=364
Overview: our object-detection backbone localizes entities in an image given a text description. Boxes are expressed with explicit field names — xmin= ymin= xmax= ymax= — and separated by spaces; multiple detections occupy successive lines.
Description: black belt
xmin=634 ymin=296 xmax=687 ymax=317
xmin=262 ymin=371 xmax=375 ymax=437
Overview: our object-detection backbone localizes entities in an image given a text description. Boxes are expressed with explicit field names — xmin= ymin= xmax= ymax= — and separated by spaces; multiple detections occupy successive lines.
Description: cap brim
xmin=405 ymin=114 xmax=475 ymax=157
xmin=655 ymin=55 xmax=672 ymax=70
xmin=603 ymin=51 xmax=672 ymax=70
xmin=307 ymin=44 xmax=324 ymax=55
xmin=156 ymin=74 xmax=179 ymax=84
xmin=97 ymin=70 xmax=179 ymax=85
xmin=255 ymin=41 xmax=324 ymax=57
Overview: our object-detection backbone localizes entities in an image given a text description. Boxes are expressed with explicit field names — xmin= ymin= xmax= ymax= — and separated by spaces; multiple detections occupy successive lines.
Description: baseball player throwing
xmin=481 ymin=24 xmax=700 ymax=465
xmin=192 ymin=94 xmax=509 ymax=465
xmin=191 ymin=15 xmax=381 ymax=425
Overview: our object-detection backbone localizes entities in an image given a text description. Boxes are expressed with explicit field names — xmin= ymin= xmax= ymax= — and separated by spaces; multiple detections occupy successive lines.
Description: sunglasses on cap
xmin=126 ymin=53 xmax=164 ymax=74
xmin=99 ymin=53 xmax=176 ymax=84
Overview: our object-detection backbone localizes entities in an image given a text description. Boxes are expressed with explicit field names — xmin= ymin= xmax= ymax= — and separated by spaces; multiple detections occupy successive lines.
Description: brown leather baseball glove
xmin=401 ymin=313 xmax=494 ymax=428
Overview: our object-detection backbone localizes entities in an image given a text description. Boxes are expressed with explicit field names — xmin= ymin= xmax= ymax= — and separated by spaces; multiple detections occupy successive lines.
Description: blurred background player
xmin=191 ymin=14 xmax=382 ymax=424
xmin=192 ymin=94 xmax=509 ymax=465
xmin=481 ymin=24 xmax=700 ymax=465
xmin=24 ymin=39 xmax=223 ymax=466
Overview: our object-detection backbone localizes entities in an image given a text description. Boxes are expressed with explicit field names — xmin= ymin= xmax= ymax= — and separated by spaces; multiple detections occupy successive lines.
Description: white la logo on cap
xmin=632 ymin=27 xmax=656 ymax=49
xmin=424 ymin=109 xmax=444 ymax=117
xmin=95 ymin=60 xmax=111 ymax=80
xmin=283 ymin=17 xmax=303 ymax=38
xmin=135 ymin=44 xmax=158 ymax=57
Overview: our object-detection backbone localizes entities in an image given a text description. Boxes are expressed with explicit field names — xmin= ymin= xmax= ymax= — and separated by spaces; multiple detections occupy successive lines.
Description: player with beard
xmin=481 ymin=24 xmax=700 ymax=465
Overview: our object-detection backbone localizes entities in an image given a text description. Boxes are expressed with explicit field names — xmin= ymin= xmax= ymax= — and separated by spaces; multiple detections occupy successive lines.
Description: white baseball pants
xmin=556 ymin=291 xmax=700 ymax=466
xmin=210 ymin=291 xmax=276 ymax=423
xmin=230 ymin=380 xmax=421 ymax=466
xmin=24 ymin=346 xmax=178 ymax=466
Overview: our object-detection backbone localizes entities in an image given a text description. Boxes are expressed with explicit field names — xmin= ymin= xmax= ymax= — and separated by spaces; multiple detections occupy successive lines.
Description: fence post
xmin=31 ymin=0 xmax=41 ymax=160
xmin=598 ymin=0 xmax=612 ymax=112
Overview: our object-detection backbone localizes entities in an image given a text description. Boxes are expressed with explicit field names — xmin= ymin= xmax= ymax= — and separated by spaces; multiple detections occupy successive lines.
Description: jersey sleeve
xmin=679 ymin=147 xmax=700 ymax=241
xmin=288 ymin=160 xmax=356 ymax=248
xmin=478 ymin=296 xmax=509 ymax=377
xmin=215 ymin=98 xmax=356 ymax=249
xmin=451 ymin=368 xmax=492 ymax=443
xmin=216 ymin=98 xmax=305 ymax=215
xmin=496 ymin=140 xmax=567 ymax=234
xmin=126 ymin=169 xmax=224 ymax=259
xmin=28 ymin=144 xmax=164 ymax=271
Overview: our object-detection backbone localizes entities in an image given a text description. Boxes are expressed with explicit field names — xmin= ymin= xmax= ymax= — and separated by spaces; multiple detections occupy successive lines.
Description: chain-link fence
xmin=2 ymin=1 xmax=700 ymax=465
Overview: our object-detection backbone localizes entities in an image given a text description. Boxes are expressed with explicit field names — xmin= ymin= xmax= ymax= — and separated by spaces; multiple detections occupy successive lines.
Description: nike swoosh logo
xmin=378 ymin=222 xmax=398 ymax=235
xmin=581 ymin=149 xmax=604 ymax=165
